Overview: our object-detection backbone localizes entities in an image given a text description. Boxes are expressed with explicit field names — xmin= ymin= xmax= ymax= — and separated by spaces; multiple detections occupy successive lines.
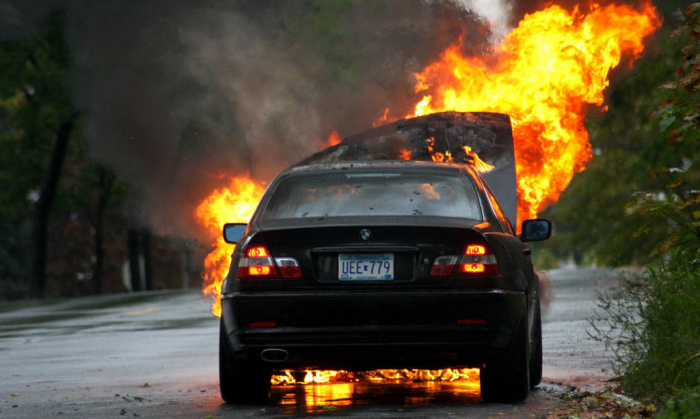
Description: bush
xmin=659 ymin=387 xmax=700 ymax=419
xmin=590 ymin=247 xmax=700 ymax=402
xmin=591 ymin=4 xmax=700 ymax=406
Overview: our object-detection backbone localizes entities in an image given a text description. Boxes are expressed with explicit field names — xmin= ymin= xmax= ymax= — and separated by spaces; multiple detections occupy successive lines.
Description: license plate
xmin=339 ymin=254 xmax=394 ymax=281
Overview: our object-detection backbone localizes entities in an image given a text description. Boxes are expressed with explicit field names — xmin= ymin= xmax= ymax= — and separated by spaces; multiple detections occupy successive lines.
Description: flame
xmin=426 ymin=137 xmax=451 ymax=162
xmin=327 ymin=130 xmax=341 ymax=147
xmin=425 ymin=139 xmax=494 ymax=173
xmin=373 ymin=107 xmax=391 ymax=127
xmin=315 ymin=130 xmax=342 ymax=149
xmin=463 ymin=146 xmax=495 ymax=173
xmin=411 ymin=2 xmax=660 ymax=220
xmin=328 ymin=130 xmax=340 ymax=147
xmin=398 ymin=148 xmax=412 ymax=160
xmin=194 ymin=175 xmax=266 ymax=317
xmin=272 ymin=368 xmax=480 ymax=385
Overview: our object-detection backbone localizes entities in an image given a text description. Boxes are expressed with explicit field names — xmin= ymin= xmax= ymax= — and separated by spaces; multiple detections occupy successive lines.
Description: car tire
xmin=529 ymin=299 xmax=543 ymax=388
xmin=219 ymin=321 xmax=271 ymax=404
xmin=480 ymin=309 xmax=531 ymax=403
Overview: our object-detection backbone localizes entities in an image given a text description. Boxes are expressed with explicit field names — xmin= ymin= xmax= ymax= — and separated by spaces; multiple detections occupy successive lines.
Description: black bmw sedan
xmin=219 ymin=160 xmax=551 ymax=403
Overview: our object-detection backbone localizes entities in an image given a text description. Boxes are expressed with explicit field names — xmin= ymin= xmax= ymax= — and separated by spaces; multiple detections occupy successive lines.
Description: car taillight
xmin=456 ymin=242 xmax=499 ymax=276
xmin=274 ymin=257 xmax=303 ymax=278
xmin=430 ymin=243 xmax=500 ymax=278
xmin=430 ymin=255 xmax=458 ymax=277
xmin=237 ymin=245 xmax=302 ymax=279
xmin=246 ymin=246 xmax=269 ymax=257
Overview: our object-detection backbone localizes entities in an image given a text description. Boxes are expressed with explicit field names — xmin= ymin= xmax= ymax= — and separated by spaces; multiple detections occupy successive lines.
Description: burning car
xmin=217 ymin=112 xmax=551 ymax=403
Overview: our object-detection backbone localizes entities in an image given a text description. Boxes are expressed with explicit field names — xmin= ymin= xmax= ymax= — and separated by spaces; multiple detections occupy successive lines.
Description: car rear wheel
xmin=219 ymin=322 xmax=271 ymax=404
xmin=480 ymin=310 xmax=531 ymax=402
xmin=529 ymin=299 xmax=543 ymax=388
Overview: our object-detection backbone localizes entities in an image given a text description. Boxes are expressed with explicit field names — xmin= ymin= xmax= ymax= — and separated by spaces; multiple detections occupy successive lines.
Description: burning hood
xmin=298 ymin=112 xmax=518 ymax=225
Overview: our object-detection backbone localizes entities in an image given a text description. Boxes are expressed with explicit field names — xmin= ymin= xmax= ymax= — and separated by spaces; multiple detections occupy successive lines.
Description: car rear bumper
xmin=221 ymin=289 xmax=526 ymax=370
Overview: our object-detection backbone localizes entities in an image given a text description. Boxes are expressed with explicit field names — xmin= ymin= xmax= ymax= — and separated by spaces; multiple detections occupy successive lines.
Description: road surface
xmin=0 ymin=267 xmax=621 ymax=418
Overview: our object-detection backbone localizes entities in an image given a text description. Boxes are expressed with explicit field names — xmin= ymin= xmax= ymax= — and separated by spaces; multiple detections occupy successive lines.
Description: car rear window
xmin=262 ymin=172 xmax=482 ymax=221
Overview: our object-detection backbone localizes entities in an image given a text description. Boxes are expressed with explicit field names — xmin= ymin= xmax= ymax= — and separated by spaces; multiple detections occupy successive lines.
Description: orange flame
xmin=425 ymin=139 xmax=494 ymax=173
xmin=194 ymin=176 xmax=266 ymax=317
xmin=314 ymin=130 xmax=342 ymax=149
xmin=372 ymin=107 xmax=391 ymax=127
xmin=411 ymin=2 xmax=660 ymax=220
xmin=426 ymin=137 xmax=451 ymax=162
xmin=327 ymin=130 xmax=341 ymax=147
xmin=272 ymin=368 xmax=480 ymax=385
xmin=463 ymin=146 xmax=495 ymax=173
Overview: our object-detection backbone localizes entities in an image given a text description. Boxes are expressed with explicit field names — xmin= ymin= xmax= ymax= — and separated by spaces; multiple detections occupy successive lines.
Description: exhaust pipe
xmin=260 ymin=348 xmax=289 ymax=362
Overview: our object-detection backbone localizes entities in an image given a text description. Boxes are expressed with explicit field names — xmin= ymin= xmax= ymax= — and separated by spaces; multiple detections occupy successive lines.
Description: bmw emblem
xmin=360 ymin=229 xmax=372 ymax=241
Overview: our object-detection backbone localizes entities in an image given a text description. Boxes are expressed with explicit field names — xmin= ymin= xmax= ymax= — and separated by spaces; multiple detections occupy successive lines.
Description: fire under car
xmin=218 ymin=112 xmax=551 ymax=403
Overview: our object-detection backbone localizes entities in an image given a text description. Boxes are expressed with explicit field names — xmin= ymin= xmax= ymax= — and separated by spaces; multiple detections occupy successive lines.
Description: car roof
xmin=282 ymin=160 xmax=479 ymax=178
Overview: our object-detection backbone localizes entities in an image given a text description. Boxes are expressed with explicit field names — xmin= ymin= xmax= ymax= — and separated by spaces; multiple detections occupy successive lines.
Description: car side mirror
xmin=223 ymin=223 xmax=247 ymax=244
xmin=519 ymin=219 xmax=551 ymax=242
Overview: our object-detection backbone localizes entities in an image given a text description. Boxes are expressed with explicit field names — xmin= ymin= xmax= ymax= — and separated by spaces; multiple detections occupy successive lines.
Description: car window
xmin=262 ymin=172 xmax=482 ymax=221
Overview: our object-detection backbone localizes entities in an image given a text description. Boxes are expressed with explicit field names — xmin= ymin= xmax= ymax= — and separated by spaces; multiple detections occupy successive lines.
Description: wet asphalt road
xmin=0 ymin=267 xmax=621 ymax=418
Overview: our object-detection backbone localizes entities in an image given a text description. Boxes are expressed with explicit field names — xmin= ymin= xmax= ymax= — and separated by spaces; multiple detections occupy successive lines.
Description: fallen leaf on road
xmin=11 ymin=393 xmax=19 ymax=397
xmin=123 ymin=308 xmax=158 ymax=317
xmin=546 ymin=386 xmax=657 ymax=418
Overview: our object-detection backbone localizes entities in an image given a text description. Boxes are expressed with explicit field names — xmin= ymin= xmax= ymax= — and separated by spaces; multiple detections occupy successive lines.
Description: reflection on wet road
xmin=214 ymin=379 xmax=560 ymax=418
xmin=271 ymin=381 xmax=481 ymax=414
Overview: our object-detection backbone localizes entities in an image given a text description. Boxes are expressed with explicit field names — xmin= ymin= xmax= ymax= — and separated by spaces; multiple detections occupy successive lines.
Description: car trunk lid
xmin=248 ymin=221 xmax=491 ymax=289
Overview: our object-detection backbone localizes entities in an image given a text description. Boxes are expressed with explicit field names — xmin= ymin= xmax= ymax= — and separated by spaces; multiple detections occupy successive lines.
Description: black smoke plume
xmin=2 ymin=0 xmax=494 ymax=238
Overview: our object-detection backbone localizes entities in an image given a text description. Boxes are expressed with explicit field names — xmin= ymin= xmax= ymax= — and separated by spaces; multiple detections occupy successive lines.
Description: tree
xmin=0 ymin=11 xmax=78 ymax=298
xmin=0 ymin=11 xmax=134 ymax=299
xmin=645 ymin=3 xmax=700 ymax=253
xmin=33 ymin=118 xmax=75 ymax=298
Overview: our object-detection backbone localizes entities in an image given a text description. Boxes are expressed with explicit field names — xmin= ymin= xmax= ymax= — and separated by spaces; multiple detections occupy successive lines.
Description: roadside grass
xmin=589 ymin=247 xmax=700 ymax=417
xmin=658 ymin=387 xmax=700 ymax=419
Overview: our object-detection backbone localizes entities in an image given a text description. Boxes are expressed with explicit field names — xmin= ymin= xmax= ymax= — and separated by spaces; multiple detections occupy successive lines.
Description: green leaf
xmin=682 ymin=128 xmax=700 ymax=144
xmin=658 ymin=116 xmax=677 ymax=132
xmin=678 ymin=122 xmax=695 ymax=132
xmin=680 ymin=72 xmax=700 ymax=88
xmin=677 ymin=195 xmax=700 ymax=210
xmin=632 ymin=223 xmax=652 ymax=240
xmin=660 ymin=82 xmax=678 ymax=91
xmin=667 ymin=177 xmax=684 ymax=188
xmin=652 ymin=235 xmax=681 ymax=256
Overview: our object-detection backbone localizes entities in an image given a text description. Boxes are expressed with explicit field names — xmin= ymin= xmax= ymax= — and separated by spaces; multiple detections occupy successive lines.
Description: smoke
xmin=3 ymin=0 xmax=496 ymax=239
xmin=461 ymin=0 xmax=513 ymax=40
